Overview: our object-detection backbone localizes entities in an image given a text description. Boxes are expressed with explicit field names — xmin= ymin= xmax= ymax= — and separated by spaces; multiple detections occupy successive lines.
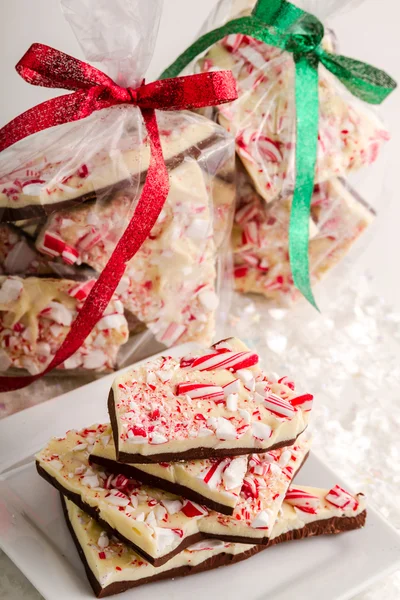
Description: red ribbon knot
xmin=0 ymin=43 xmax=237 ymax=390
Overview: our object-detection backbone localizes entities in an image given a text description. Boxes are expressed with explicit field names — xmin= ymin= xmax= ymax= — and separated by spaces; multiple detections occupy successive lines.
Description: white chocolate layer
xmin=91 ymin=424 xmax=246 ymax=511
xmin=111 ymin=337 xmax=312 ymax=459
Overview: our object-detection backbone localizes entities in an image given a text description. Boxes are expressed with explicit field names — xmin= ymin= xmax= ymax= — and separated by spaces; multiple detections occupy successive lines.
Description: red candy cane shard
xmin=38 ymin=232 xmax=66 ymax=257
xmin=285 ymin=487 xmax=320 ymax=513
xmin=176 ymin=382 xmax=225 ymax=402
xmin=325 ymin=485 xmax=359 ymax=511
xmin=262 ymin=393 xmax=296 ymax=419
xmin=68 ymin=280 xmax=96 ymax=302
xmin=278 ymin=376 xmax=295 ymax=391
xmin=189 ymin=350 xmax=259 ymax=372
xmin=181 ymin=500 xmax=208 ymax=518
xmin=290 ymin=393 xmax=314 ymax=412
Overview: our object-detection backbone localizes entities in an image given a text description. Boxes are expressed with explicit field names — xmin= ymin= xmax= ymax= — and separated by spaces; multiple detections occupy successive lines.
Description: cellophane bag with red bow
xmin=193 ymin=0 xmax=389 ymax=306
xmin=0 ymin=0 xmax=236 ymax=377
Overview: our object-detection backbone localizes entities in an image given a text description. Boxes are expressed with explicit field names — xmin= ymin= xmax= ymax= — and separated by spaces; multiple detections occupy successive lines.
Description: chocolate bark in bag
xmin=195 ymin=0 xmax=389 ymax=204
xmin=0 ymin=0 xmax=236 ymax=376
xmin=0 ymin=276 xmax=128 ymax=375
xmin=233 ymin=167 xmax=374 ymax=305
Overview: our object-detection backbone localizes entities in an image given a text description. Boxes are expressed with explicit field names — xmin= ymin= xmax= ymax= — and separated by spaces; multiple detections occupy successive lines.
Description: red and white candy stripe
xmin=285 ymin=487 xmax=320 ymax=513
xmin=68 ymin=280 xmax=96 ymax=302
xmin=262 ymin=392 xmax=296 ymax=419
xmin=325 ymin=485 xmax=359 ymax=511
xmin=290 ymin=393 xmax=314 ymax=412
xmin=37 ymin=232 xmax=66 ymax=257
xmin=188 ymin=350 xmax=259 ymax=372
xmin=235 ymin=202 xmax=260 ymax=225
xmin=181 ymin=500 xmax=208 ymax=518
xmin=176 ymin=382 xmax=225 ymax=403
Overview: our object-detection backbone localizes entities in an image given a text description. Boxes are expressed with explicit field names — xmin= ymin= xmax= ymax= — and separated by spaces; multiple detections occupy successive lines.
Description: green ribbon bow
xmin=161 ymin=0 xmax=396 ymax=308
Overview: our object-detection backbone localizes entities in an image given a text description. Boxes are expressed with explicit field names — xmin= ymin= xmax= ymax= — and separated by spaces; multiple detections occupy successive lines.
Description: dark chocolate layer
xmin=89 ymin=454 xmax=235 ymax=516
xmin=108 ymin=387 xmax=306 ymax=463
xmin=0 ymin=134 xmax=218 ymax=222
xmin=61 ymin=491 xmax=367 ymax=598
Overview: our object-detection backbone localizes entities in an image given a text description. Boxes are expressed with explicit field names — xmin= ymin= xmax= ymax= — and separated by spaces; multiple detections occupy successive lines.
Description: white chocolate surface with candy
xmin=110 ymin=338 xmax=313 ymax=460
xmin=64 ymin=483 xmax=365 ymax=592
xmin=36 ymin=425 xmax=310 ymax=562
xmin=0 ymin=276 xmax=128 ymax=374
xmin=91 ymin=424 xmax=248 ymax=512
xmin=233 ymin=174 xmax=374 ymax=304
xmin=198 ymin=32 xmax=389 ymax=203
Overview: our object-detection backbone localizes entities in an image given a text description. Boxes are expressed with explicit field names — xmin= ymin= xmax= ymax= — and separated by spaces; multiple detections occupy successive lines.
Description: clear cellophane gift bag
xmin=0 ymin=0 xmax=236 ymax=378
xmin=192 ymin=0 xmax=390 ymax=307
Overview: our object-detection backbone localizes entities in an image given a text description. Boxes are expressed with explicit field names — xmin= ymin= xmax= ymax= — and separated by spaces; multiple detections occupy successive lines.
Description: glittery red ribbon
xmin=0 ymin=43 xmax=237 ymax=390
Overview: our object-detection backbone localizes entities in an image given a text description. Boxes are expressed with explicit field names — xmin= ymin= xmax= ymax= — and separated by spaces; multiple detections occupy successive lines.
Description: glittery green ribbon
xmin=160 ymin=0 xmax=396 ymax=308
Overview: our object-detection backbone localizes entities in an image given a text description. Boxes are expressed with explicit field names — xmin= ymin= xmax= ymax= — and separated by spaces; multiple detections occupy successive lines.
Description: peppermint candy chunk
xmin=278 ymin=376 xmax=295 ymax=391
xmin=285 ymin=487 xmax=320 ymax=513
xmin=37 ymin=232 xmax=66 ymax=257
xmin=200 ymin=458 xmax=230 ymax=489
xmin=222 ymin=379 xmax=241 ymax=396
xmin=181 ymin=500 xmax=208 ymax=518
xmin=251 ymin=509 xmax=270 ymax=529
xmin=325 ymin=485 xmax=359 ymax=511
xmin=222 ymin=456 xmax=248 ymax=490
xmin=68 ymin=280 xmax=96 ymax=302
xmin=251 ymin=422 xmax=272 ymax=441
xmin=262 ymin=392 xmax=296 ymax=419
xmin=106 ymin=490 xmax=130 ymax=507
xmin=188 ymin=350 xmax=259 ymax=372
xmin=290 ymin=393 xmax=314 ymax=412
xmin=176 ymin=382 xmax=224 ymax=403
xmin=207 ymin=416 xmax=238 ymax=440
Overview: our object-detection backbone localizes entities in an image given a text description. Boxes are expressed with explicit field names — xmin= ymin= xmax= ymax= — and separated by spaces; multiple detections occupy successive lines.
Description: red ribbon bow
xmin=0 ymin=43 xmax=237 ymax=391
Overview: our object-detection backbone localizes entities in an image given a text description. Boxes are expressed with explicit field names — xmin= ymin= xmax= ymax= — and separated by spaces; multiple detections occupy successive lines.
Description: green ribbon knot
xmin=161 ymin=0 xmax=396 ymax=308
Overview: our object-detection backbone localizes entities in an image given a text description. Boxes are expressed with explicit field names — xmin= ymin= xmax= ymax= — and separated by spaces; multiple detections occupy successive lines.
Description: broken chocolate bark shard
xmin=35 ymin=425 xmax=310 ymax=565
xmin=0 ymin=124 xmax=219 ymax=222
xmin=62 ymin=485 xmax=366 ymax=598
xmin=108 ymin=337 xmax=313 ymax=463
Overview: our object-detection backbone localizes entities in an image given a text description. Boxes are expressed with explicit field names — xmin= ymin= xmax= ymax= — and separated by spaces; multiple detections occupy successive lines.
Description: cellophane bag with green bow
xmin=191 ymin=0 xmax=391 ymax=306
xmin=0 ymin=0 xmax=236 ymax=378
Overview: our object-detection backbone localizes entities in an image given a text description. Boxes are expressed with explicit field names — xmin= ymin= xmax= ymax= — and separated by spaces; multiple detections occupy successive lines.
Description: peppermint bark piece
xmin=36 ymin=424 xmax=215 ymax=566
xmin=36 ymin=425 xmax=309 ymax=565
xmin=90 ymin=424 xmax=248 ymax=516
xmin=198 ymin=31 xmax=389 ymax=204
xmin=0 ymin=116 xmax=219 ymax=221
xmin=62 ymin=484 xmax=366 ymax=597
xmin=233 ymin=174 xmax=375 ymax=304
xmin=0 ymin=276 xmax=128 ymax=374
xmin=0 ymin=223 xmax=97 ymax=280
xmin=35 ymin=161 xmax=222 ymax=348
xmin=109 ymin=337 xmax=313 ymax=463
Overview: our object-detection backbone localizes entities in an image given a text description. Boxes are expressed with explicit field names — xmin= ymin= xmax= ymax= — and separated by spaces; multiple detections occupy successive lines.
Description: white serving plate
xmin=0 ymin=344 xmax=400 ymax=600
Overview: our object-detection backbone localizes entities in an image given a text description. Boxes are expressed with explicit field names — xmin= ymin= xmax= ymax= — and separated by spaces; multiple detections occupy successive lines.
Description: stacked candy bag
xmin=192 ymin=0 xmax=390 ymax=305
xmin=0 ymin=0 xmax=236 ymax=377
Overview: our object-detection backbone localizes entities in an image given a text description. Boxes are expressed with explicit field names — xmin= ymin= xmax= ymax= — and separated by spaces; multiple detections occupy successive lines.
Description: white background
xmin=0 ymin=0 xmax=399 ymax=310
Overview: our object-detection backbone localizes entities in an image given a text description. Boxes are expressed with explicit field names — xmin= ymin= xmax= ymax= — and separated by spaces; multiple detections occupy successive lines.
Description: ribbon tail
xmin=318 ymin=50 xmax=397 ymax=105
xmin=289 ymin=54 xmax=319 ymax=310
xmin=0 ymin=108 xmax=169 ymax=392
